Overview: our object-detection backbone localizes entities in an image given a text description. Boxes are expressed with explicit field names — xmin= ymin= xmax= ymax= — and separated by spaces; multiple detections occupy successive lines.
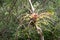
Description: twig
xmin=28 ymin=0 xmax=35 ymax=13
xmin=35 ymin=25 xmax=44 ymax=40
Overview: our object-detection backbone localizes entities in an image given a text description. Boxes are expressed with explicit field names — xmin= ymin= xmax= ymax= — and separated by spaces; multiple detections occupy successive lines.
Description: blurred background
xmin=0 ymin=0 xmax=60 ymax=40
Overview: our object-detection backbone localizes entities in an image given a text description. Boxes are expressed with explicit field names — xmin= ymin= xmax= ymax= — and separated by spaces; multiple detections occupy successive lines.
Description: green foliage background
xmin=0 ymin=0 xmax=60 ymax=40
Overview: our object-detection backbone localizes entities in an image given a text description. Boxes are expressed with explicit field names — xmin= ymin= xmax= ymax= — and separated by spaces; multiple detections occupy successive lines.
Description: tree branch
xmin=29 ymin=0 xmax=35 ymax=13
xmin=36 ymin=25 xmax=44 ymax=40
